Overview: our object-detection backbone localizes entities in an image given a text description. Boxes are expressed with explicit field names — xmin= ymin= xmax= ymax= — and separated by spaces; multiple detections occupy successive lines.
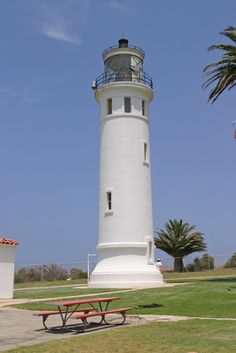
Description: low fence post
xmin=87 ymin=254 xmax=96 ymax=285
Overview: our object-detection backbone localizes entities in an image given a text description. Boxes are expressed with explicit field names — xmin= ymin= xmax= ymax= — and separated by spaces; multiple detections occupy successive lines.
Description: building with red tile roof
xmin=0 ymin=237 xmax=19 ymax=299
xmin=0 ymin=237 xmax=19 ymax=246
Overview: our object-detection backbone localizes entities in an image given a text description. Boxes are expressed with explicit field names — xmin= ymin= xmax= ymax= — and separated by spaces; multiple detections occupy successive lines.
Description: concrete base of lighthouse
xmin=89 ymin=246 xmax=163 ymax=288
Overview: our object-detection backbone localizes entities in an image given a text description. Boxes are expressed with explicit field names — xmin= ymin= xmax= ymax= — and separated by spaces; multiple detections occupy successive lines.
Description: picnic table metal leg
xmin=82 ymin=318 xmax=87 ymax=332
xmin=103 ymin=311 xmax=126 ymax=325
xmin=58 ymin=307 xmax=67 ymax=329
xmin=87 ymin=302 xmax=104 ymax=324
xmin=120 ymin=311 xmax=126 ymax=325
xmin=97 ymin=300 xmax=110 ymax=324
xmin=42 ymin=315 xmax=49 ymax=329
xmin=59 ymin=304 xmax=82 ymax=329
xmin=104 ymin=301 xmax=110 ymax=311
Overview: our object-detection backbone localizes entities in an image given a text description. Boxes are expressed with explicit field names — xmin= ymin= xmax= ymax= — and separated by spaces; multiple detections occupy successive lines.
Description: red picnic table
xmin=35 ymin=297 xmax=133 ymax=330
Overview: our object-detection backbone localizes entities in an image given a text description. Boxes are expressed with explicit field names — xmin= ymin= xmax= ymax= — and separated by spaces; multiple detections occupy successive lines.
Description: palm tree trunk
xmin=174 ymin=257 xmax=184 ymax=272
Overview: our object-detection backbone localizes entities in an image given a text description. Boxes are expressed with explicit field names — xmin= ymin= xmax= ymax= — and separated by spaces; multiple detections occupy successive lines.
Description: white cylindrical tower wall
xmin=98 ymin=84 xmax=153 ymax=246
xmin=89 ymin=39 xmax=163 ymax=287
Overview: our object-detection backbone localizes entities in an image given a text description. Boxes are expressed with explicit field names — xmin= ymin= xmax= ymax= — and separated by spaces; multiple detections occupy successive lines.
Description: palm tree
xmin=154 ymin=219 xmax=206 ymax=272
xmin=203 ymin=26 xmax=236 ymax=102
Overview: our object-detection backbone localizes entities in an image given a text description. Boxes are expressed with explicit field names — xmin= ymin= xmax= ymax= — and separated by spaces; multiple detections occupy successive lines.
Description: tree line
xmin=15 ymin=264 xmax=87 ymax=283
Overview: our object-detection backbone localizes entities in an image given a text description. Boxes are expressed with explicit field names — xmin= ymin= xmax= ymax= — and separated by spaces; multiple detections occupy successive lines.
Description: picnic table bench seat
xmin=72 ymin=307 xmax=134 ymax=331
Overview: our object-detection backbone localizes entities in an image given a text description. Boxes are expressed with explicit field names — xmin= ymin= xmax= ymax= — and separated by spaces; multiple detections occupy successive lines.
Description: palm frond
xmin=208 ymin=44 xmax=236 ymax=52
xmin=220 ymin=26 xmax=236 ymax=43
xmin=202 ymin=26 xmax=236 ymax=102
xmin=203 ymin=59 xmax=234 ymax=73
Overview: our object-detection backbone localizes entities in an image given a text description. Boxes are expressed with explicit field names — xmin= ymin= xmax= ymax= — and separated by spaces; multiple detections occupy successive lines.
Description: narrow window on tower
xmin=143 ymin=142 xmax=149 ymax=165
xmin=124 ymin=97 xmax=131 ymax=113
xmin=107 ymin=98 xmax=112 ymax=115
xmin=106 ymin=191 xmax=112 ymax=211
xmin=142 ymin=100 xmax=146 ymax=116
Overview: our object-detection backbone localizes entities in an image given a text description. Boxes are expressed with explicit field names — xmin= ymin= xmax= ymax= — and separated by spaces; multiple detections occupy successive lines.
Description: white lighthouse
xmin=89 ymin=38 xmax=163 ymax=288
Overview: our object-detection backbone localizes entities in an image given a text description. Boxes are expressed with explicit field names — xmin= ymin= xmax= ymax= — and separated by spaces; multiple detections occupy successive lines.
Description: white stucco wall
xmin=98 ymin=84 xmax=153 ymax=246
xmin=89 ymin=82 xmax=163 ymax=287
xmin=0 ymin=245 xmax=16 ymax=299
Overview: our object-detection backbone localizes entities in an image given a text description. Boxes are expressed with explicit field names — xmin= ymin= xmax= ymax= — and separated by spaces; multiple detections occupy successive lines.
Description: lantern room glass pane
xmin=104 ymin=54 xmax=143 ymax=83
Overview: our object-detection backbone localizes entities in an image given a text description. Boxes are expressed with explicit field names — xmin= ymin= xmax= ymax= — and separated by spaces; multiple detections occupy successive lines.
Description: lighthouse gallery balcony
xmin=95 ymin=70 xmax=153 ymax=89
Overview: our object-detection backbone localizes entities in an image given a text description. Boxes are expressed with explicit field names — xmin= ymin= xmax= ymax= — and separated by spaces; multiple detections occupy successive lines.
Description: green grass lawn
xmin=14 ymin=277 xmax=236 ymax=318
xmin=14 ymin=279 xmax=87 ymax=289
xmin=4 ymin=319 xmax=236 ymax=353
xmin=163 ymin=267 xmax=236 ymax=281
xmin=14 ymin=287 xmax=116 ymax=300
xmin=110 ymin=278 xmax=236 ymax=318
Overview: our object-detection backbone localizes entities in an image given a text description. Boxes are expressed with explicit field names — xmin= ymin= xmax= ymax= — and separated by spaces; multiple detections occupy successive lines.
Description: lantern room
xmin=95 ymin=38 xmax=153 ymax=89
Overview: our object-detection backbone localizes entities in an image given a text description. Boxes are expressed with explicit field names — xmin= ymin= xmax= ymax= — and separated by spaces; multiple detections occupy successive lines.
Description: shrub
xmin=224 ymin=253 xmax=236 ymax=268
xmin=15 ymin=264 xmax=68 ymax=283
xmin=186 ymin=253 xmax=215 ymax=272
xmin=70 ymin=268 xmax=87 ymax=279
xmin=15 ymin=267 xmax=41 ymax=283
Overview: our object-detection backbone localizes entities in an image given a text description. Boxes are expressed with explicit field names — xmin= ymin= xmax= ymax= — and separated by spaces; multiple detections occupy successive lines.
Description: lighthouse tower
xmin=89 ymin=38 xmax=163 ymax=288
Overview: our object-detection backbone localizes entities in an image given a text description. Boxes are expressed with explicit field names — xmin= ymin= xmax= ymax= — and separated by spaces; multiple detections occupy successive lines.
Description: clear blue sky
xmin=0 ymin=0 xmax=235 ymax=266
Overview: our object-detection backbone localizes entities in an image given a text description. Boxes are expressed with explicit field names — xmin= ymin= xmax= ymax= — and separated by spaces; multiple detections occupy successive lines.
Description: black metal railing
xmin=103 ymin=44 xmax=145 ymax=57
xmin=96 ymin=71 xmax=153 ymax=89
